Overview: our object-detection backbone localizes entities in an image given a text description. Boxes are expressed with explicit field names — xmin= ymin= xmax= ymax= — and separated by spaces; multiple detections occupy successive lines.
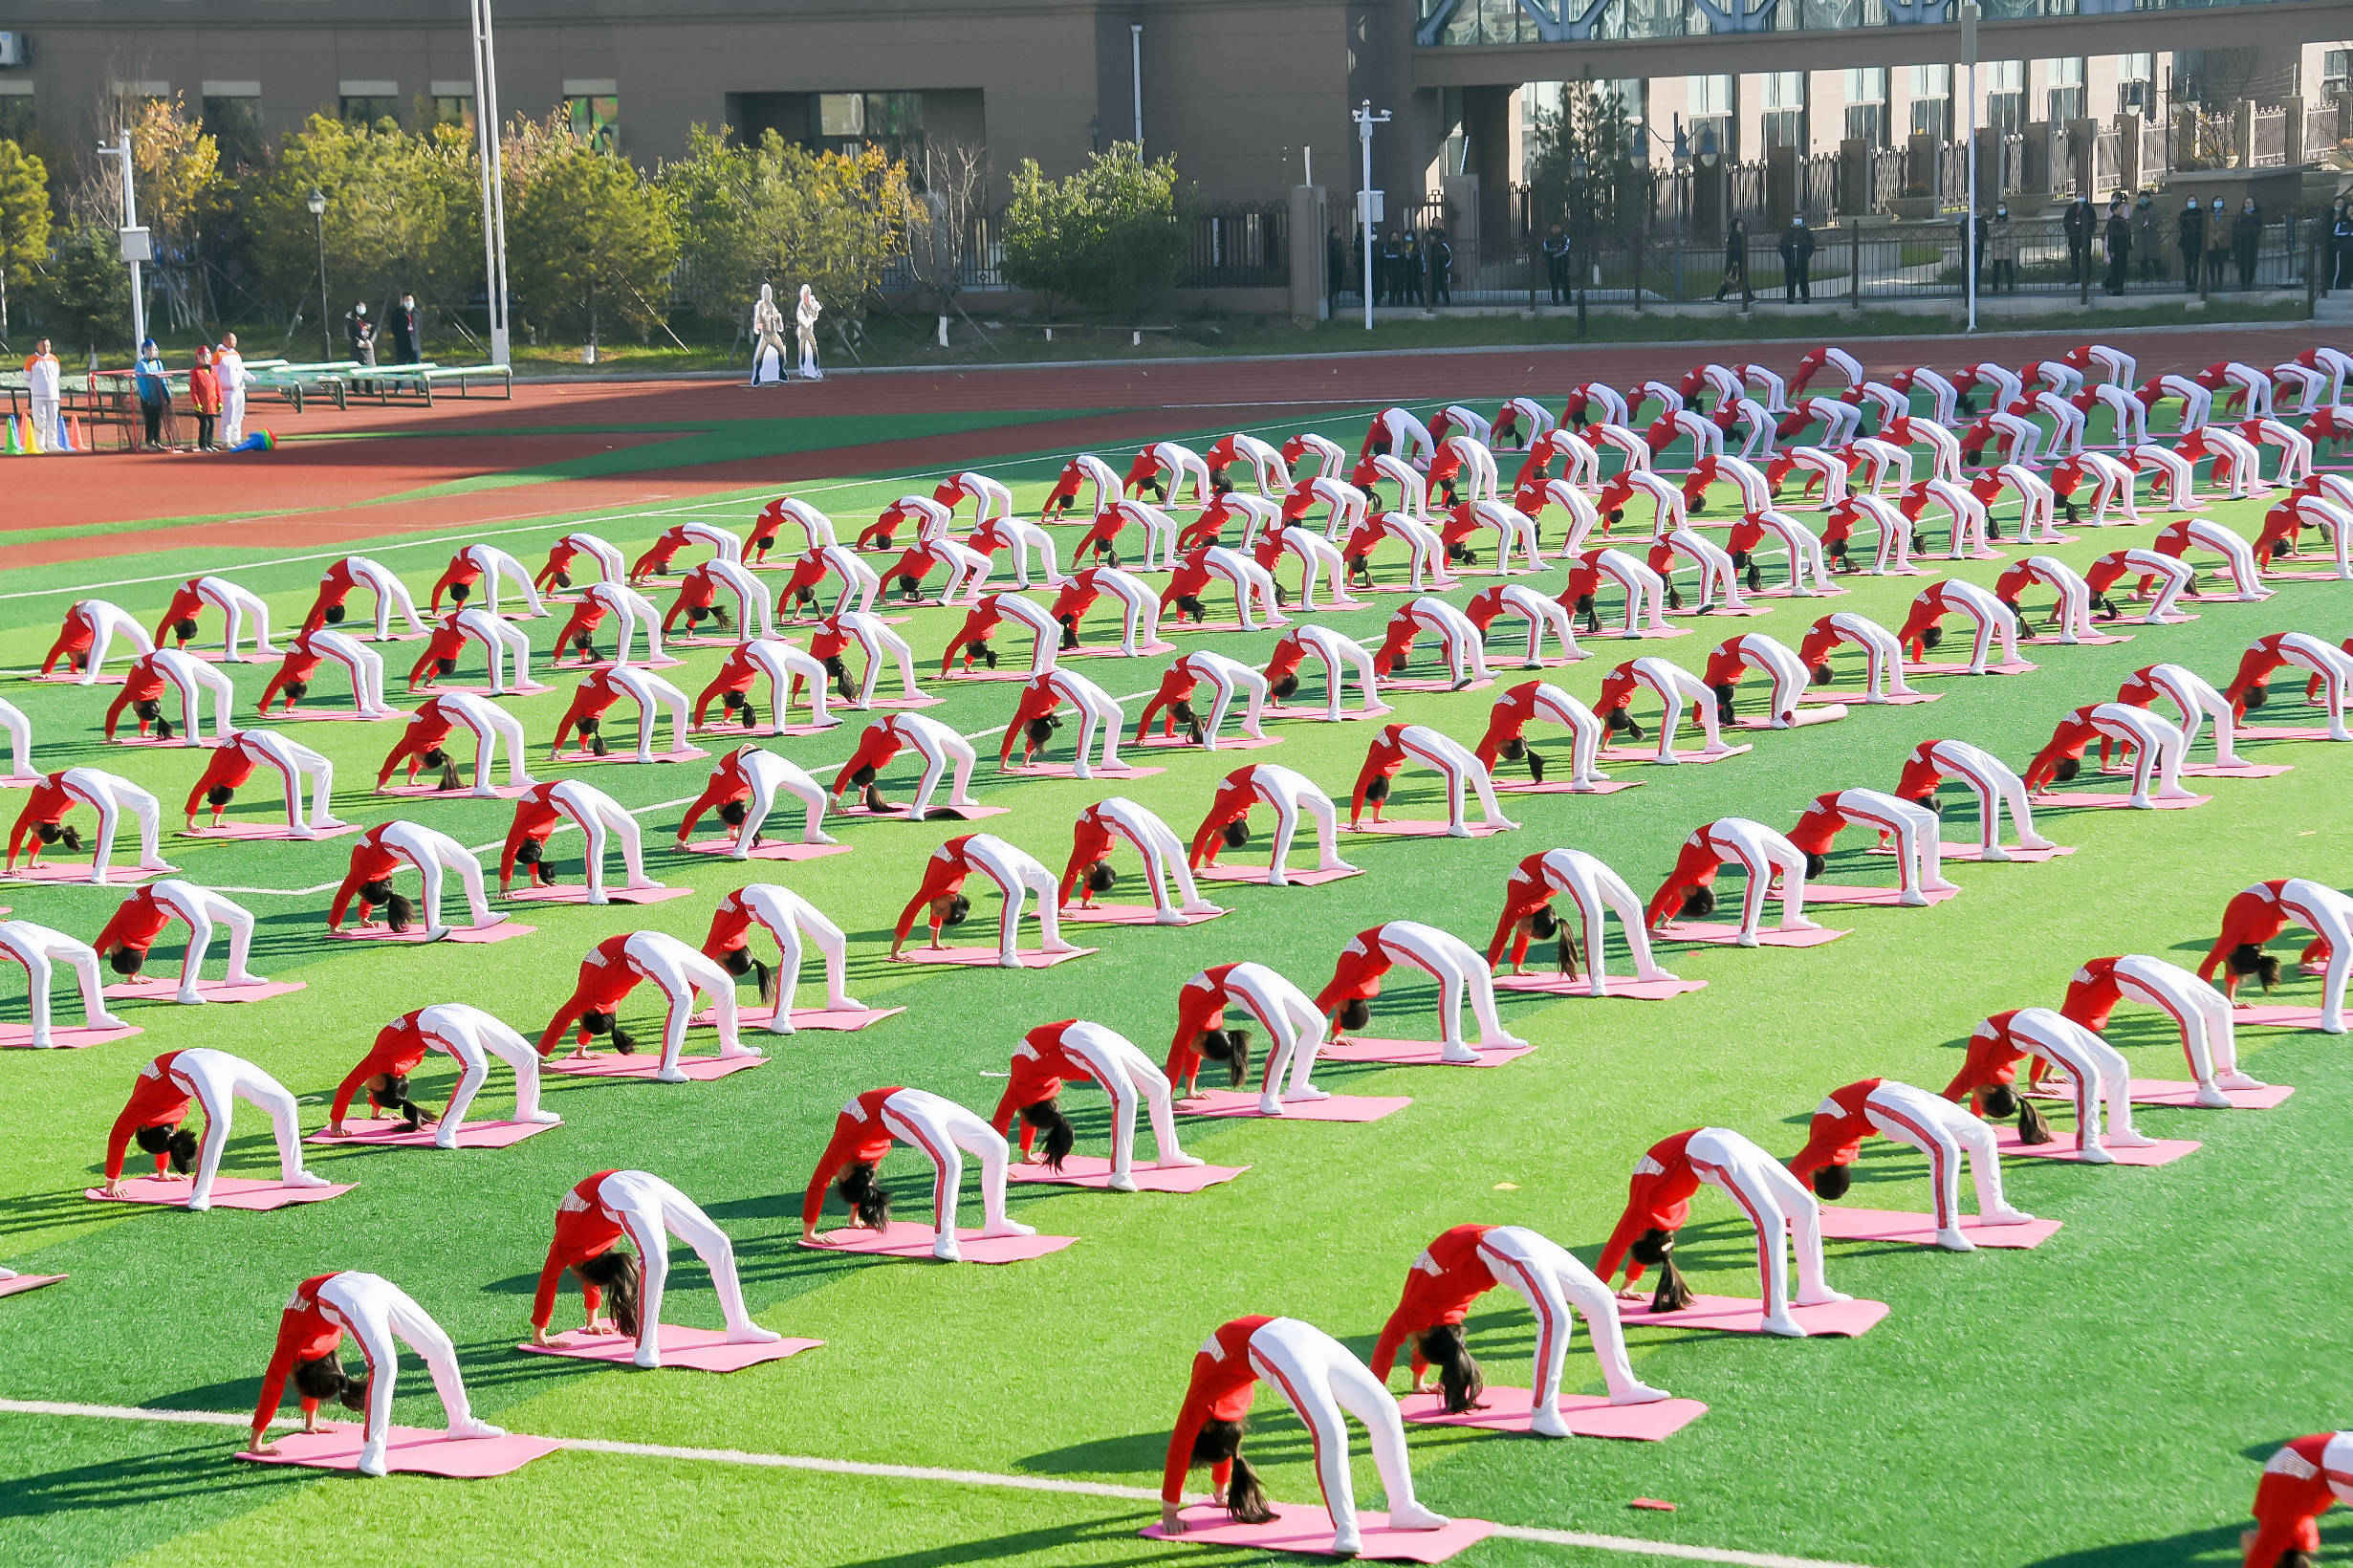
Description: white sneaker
xmin=1759 ymin=1313 xmax=1807 ymax=1338
xmin=1159 ymin=1152 xmax=1206 ymax=1168
xmin=448 ymin=1419 xmax=506 ymax=1441
xmin=981 ymin=1219 xmax=1036 ymax=1239
xmin=1794 ymin=1289 xmax=1852 ymax=1308
xmin=1986 ymin=1207 xmax=2036 ymax=1227
xmin=523 ymin=1110 xmax=563 ymax=1125
xmin=358 ymin=1440 xmax=389 ymax=1477
xmin=2192 ymin=1084 xmax=2233 ymax=1109
xmin=1385 ymin=1502 xmax=1449 ymax=1533
xmin=2105 ymin=1130 xmax=2157 ymax=1148
xmin=1106 ymin=1173 xmax=1141 ymax=1193
xmin=931 ymin=1235 xmax=964 ymax=1263
xmin=2214 ymin=1070 xmax=2266 ymax=1092
xmin=727 ymin=1324 xmax=783 ymax=1345
xmin=1440 ymin=1046 xmax=1481 ymax=1065
xmin=655 ymin=1067 xmax=689 ymax=1085
xmin=1933 ymin=1227 xmax=1977 ymax=1252
xmin=286 ymin=1171 xmax=334 ymax=1188
xmin=1527 ymin=1409 xmax=1574 ymax=1439
xmin=1613 ymin=1382 xmax=1672 ymax=1405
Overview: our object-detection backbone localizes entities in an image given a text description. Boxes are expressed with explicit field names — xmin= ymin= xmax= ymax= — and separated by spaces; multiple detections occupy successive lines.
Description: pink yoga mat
xmin=892 ymin=945 xmax=1098 ymax=969
xmin=185 ymin=648 xmax=278 ymax=665
xmin=1348 ymin=818 xmax=1516 ymax=838
xmin=86 ymin=1176 xmax=354 ymax=1210
xmin=695 ymin=718 xmax=845 ymax=739
xmin=2260 ymin=568 xmax=2353 ymax=581
xmin=1800 ymin=884 xmax=1960 ymax=907
xmin=939 ymin=667 xmax=1033 ymax=684
xmin=1797 ymin=689 xmax=1941 ymax=707
xmin=1262 ymin=704 xmax=1392 ymax=723
xmin=2032 ymin=791 xmax=2211 ymax=810
xmin=329 ymin=921 xmax=535 ymax=946
xmin=1751 ymin=583 xmax=1849 ymax=599
xmin=1318 ymin=1037 xmax=1534 ymax=1068
xmin=1144 ymin=1505 xmax=1495 ymax=1562
xmin=1399 ymin=1387 xmax=1708 ymax=1442
xmin=1991 ymin=1126 xmax=2200 ymax=1165
xmin=1356 ymin=577 xmax=1463 ymax=595
xmin=803 ymin=1224 xmax=1076 ymax=1264
xmin=237 ymin=1424 xmax=560 ymax=1478
xmin=1910 ymin=660 xmax=2037 ymax=677
xmin=272 ymin=706 xmax=398 ymax=723
xmin=1497 ymin=778 xmax=1644 ymax=795
xmin=28 ymin=672 xmax=125 ymax=685
xmin=502 ymin=883 xmax=695 ymax=906
xmin=2238 ymin=725 xmax=2345 ymax=742
xmin=1177 ymin=1089 xmax=1411 ymax=1122
xmin=2233 ymin=1004 xmax=2332 ymax=1030
xmin=1599 ymin=743 xmax=1754 ymax=765
xmin=1817 ymin=1207 xmax=2061 ymax=1249
xmin=2027 ymin=1078 xmax=2294 ymax=1110
xmin=180 ymin=821 xmax=362 ymax=842
xmin=1495 ymin=973 xmax=1708 ymax=1001
xmin=110 ymin=731 xmax=216 ymax=749
xmin=863 ymin=693 xmax=946 ymax=710
xmin=1005 ymin=1155 xmax=1249 ymax=1193
xmin=2178 ymin=761 xmax=2293 ymax=779
xmin=1619 ymin=1293 xmax=1889 ymax=1338
xmin=307 ymin=1117 xmax=558 ymax=1149
xmin=1057 ymin=903 xmax=1225 ymax=926
xmin=102 ymin=978 xmax=304 ymax=1004
xmin=1380 ymin=675 xmax=1494 ymax=694
xmin=690 ymin=1004 xmax=904 ymax=1033
xmin=546 ymin=1052 xmax=765 ymax=1081
xmin=1135 ymin=732 xmax=1284 ymax=752
xmin=1066 ymin=640 xmax=1178 ymax=658
xmin=3 ymin=863 xmax=166 ymax=885
xmin=1171 ymin=617 xmax=1290 ymax=634
xmin=1732 ymin=708 xmax=1848 ymax=731
xmin=2023 ymin=631 xmax=2134 ymax=646
xmin=414 ymin=680 xmax=555 ymax=697
xmin=1195 ymin=864 xmax=1364 ymax=887
xmin=550 ymin=746 xmax=709 ymax=766
xmin=378 ymin=781 xmax=537 ymax=800
xmin=1657 ymin=921 xmax=1849 ymax=948
xmin=836 ymin=802 xmax=1012 ymax=822
xmin=0 ymin=1274 xmax=66 ymax=1299
xmin=999 ymin=761 xmax=1166 ymax=781
xmin=1665 ymin=602 xmax=1771 ymax=618
xmin=1872 ymin=841 xmax=2073 ymax=863
xmin=0 ymin=1020 xmax=142 ymax=1049
xmin=682 ymin=838 xmax=854 ymax=864
xmin=519 ymin=1324 xmax=822 ymax=1373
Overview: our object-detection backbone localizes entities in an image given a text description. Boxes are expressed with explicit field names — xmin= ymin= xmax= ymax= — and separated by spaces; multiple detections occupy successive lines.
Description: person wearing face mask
xmin=1986 ymin=205 xmax=2016 ymax=294
xmin=2134 ymin=190 xmax=2159 ymax=282
xmin=2103 ymin=195 xmax=2131 ymax=296
xmin=2331 ymin=199 xmax=2353 ymax=290
xmin=387 ymin=293 xmax=422 ymax=363
xmin=2205 ymin=198 xmax=2230 ymax=292
xmin=2177 ymin=197 xmax=2205 ymax=293
xmin=1778 ymin=216 xmax=1814 ymax=304
xmin=2232 ymin=199 xmax=2262 ymax=291
xmin=2062 ymin=194 xmax=2094 ymax=288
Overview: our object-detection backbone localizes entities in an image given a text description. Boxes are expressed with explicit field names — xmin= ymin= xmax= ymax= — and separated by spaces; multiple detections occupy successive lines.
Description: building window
xmin=201 ymin=96 xmax=265 ymax=171
xmin=1761 ymin=72 xmax=1805 ymax=152
xmin=1844 ymin=66 xmax=1888 ymax=148
xmin=2324 ymin=49 xmax=2349 ymax=101
xmin=428 ymin=96 xmax=476 ymax=134
xmin=0 ymin=93 xmax=33 ymax=145
xmin=812 ymin=90 xmax=924 ymax=161
xmin=341 ymin=96 xmax=399 ymax=126
xmin=2044 ymin=56 xmax=2084 ymax=124
xmin=1986 ymin=60 xmax=2025 ymax=138
xmin=1908 ymin=64 xmax=1952 ymax=141
xmin=566 ymin=94 xmax=621 ymax=153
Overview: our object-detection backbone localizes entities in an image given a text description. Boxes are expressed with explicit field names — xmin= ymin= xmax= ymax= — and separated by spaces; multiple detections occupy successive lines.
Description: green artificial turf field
xmin=0 ymin=394 xmax=2349 ymax=1568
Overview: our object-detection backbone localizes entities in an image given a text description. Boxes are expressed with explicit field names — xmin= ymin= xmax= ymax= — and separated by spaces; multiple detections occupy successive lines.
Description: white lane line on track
xmin=0 ymin=1396 xmax=1883 ymax=1568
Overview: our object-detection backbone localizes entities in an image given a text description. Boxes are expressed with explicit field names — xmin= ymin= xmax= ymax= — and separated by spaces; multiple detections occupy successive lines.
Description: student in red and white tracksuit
xmin=2120 ymin=441 xmax=2196 ymax=512
xmin=1076 ymin=497 xmax=1182 ymax=573
xmin=249 ymin=1272 xmax=501 ymax=1475
xmin=2050 ymin=449 xmax=2141 ymax=527
xmin=1645 ymin=525 xmax=1749 ymax=614
xmin=1993 ymin=555 xmax=2097 ymax=643
xmin=1043 ymin=454 xmax=1121 ymax=520
xmin=3 ymin=919 xmax=128 ymax=1045
xmin=1563 ymin=548 xmax=1674 ymax=640
xmin=702 ymin=882 xmax=861 ymax=1033
xmin=1786 ymin=1078 xmax=2030 ymax=1250
xmin=2255 ymin=491 xmax=2353 ymax=579
xmin=1363 ymin=451 xmax=1424 ymax=515
xmin=1885 ymin=411 xmax=1965 ymax=485
xmin=1282 ymin=474 xmax=1369 ymax=540
xmin=2199 ymin=878 xmax=2353 ymax=1034
xmin=2022 ymin=702 xmax=2195 ymax=808
xmin=1565 ymin=381 xmax=1630 ymax=427
xmin=1689 ymin=450 xmax=1773 ymax=512
xmin=1340 ymin=508 xmax=1448 ymax=591
xmin=551 ymin=580 xmax=667 ymax=667
xmin=2062 ymin=953 xmax=2262 ymax=1107
xmin=1206 ymin=431 xmax=1290 ymax=494
xmin=1433 ymin=434 xmax=1501 ymax=505
xmin=1947 ymin=1008 xmax=2150 ymax=1158
xmin=992 ymin=1019 xmax=1199 ymax=1187
xmin=1188 ymin=764 xmax=1355 ymax=886
xmin=1901 ymin=477 xmax=1994 ymax=560
xmin=429 ymin=543 xmax=545 ymax=619
xmin=103 ymin=1048 xmax=324 ymax=1207
xmin=803 ymin=1086 xmax=1035 ymax=1261
xmin=1595 ymin=657 xmax=1732 ymax=763
xmin=676 ymin=744 xmax=834 ymax=856
xmin=1264 ymin=623 xmax=1386 ymax=721
xmin=866 ymin=492 xmax=954 ymax=551
xmin=1885 ymin=364 xmax=1955 ymax=425
xmin=324 ymin=819 xmax=496 ymax=937
xmin=1250 ymin=514 xmax=1355 ymax=613
xmin=155 ymin=575 xmax=278 ymax=662
xmin=1349 ymin=723 xmax=1517 ymax=836
xmin=412 ymin=607 xmax=536 ymax=695
xmin=804 ymin=612 xmax=917 ymax=710
xmin=2225 ymin=632 xmax=2353 ymax=738
xmin=536 ymin=531 xmax=627 ymax=594
xmin=1797 ymin=612 xmax=1920 ymax=703
xmin=776 ymin=542 xmax=882 ymax=619
xmin=1595 ymin=1127 xmax=1851 ymax=1338
xmin=829 ymin=712 xmax=980 ymax=817
xmin=998 ymin=667 xmax=1126 ymax=778
xmin=1700 ymin=632 xmax=1807 ymax=729
xmin=1726 ymin=507 xmax=1834 ymax=596
xmin=1167 ymin=961 xmax=1332 ymax=1113
xmin=932 ymin=469 xmax=1015 ymax=527
xmin=1893 ymin=738 xmax=2053 ymax=858
xmin=91 ymin=881 xmax=264 ymax=1004
xmin=2198 ymin=359 xmax=2275 ymax=418
xmin=104 ymin=648 xmax=234 ymax=744
xmin=1973 ymin=462 xmax=2064 ymax=543
xmin=1464 ymin=583 xmax=1580 ymax=667
xmin=1281 ymin=430 xmax=1349 ymax=482
xmin=1361 ymin=405 xmax=1436 ymax=470
xmin=1442 ymin=499 xmax=1542 ymax=573
xmin=939 ymin=593 xmax=1060 ymax=678
xmin=39 ymin=599 xmax=153 ymax=683
xmin=5 ymin=768 xmax=172 ymax=884
xmin=1050 ymin=565 xmax=1163 ymax=655
xmin=1486 ymin=847 xmax=1675 ymax=989
xmin=752 ymin=495 xmax=835 ymax=555
xmin=185 ymin=730 xmax=341 ymax=836
xmin=1599 ymin=468 xmax=1687 ymax=541
xmin=1372 ymin=596 xmax=1492 ymax=686
xmin=1161 ymin=1315 xmax=1448 ymax=1552
xmin=1137 ymin=652 xmax=1270 ymax=751
xmin=2152 ymin=515 xmax=2268 ymax=600
xmin=2063 ymin=341 xmax=2137 ymax=388
xmin=1490 ymin=395 xmax=1557 ymax=449
xmin=1127 ymin=440 xmax=1213 ymax=508
xmin=1163 ymin=544 xmax=1280 ymax=627
xmin=2178 ymin=425 xmax=2269 ymax=502
xmin=1791 ymin=344 xmax=1863 ymax=397
xmin=891 ymin=833 xmax=1078 ymax=967
xmin=1765 ymin=444 xmax=1856 ymax=508
xmin=500 ymin=779 xmax=659 ymax=903
xmin=1897 ymin=578 xmax=2021 ymax=673
xmin=2241 ymin=1431 xmax=2353 ymax=1567
xmin=881 ymin=535 xmax=990 ymax=607
xmin=2083 ymin=549 xmax=2197 ymax=624
xmin=671 ymin=559 xmax=775 ymax=641
xmin=554 ymin=664 xmax=695 ymax=758
xmin=629 ymin=521 xmax=743 ymax=581
xmin=1316 ymin=921 xmax=1527 ymax=1061
xmin=537 ymin=930 xmax=754 ymax=1080
xmin=1821 ymin=493 xmax=1915 ymax=576
xmin=1645 ymin=817 xmax=1819 ymax=944
xmin=1786 ymin=789 xmax=1957 ymax=904
xmin=2071 ymin=381 xmax=2149 ymax=448
xmin=325 ymin=1004 xmax=559 ymax=1145
xmin=967 ymin=509 xmax=1062 ymax=590
xmin=2116 ymin=663 xmax=2238 ymax=764
xmin=304 ymin=556 xmax=428 ymax=643
xmin=1513 ymin=426 xmax=1600 ymax=494
xmin=379 ymin=690 xmax=534 ymax=797
xmin=258 ymin=629 xmax=392 ymax=718
xmin=1062 ymin=795 xmax=1223 ymax=923
xmin=1368 ymin=1224 xmax=1667 ymax=1436
xmin=533 ymin=1168 xmax=779 ymax=1367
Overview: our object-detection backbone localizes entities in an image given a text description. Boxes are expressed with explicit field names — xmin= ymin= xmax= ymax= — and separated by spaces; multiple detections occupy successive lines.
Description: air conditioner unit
xmin=0 ymin=33 xmax=27 ymax=68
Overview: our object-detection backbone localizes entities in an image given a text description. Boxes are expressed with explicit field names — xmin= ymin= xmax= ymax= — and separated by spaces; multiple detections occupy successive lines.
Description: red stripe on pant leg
xmin=884 ymin=1109 xmax=957 ymax=1234
xmin=1873 ymin=1103 xmax=1953 ymax=1228
xmin=1251 ymin=1349 xmax=1340 ymax=1525
xmin=1482 ymin=1243 xmax=1560 ymax=1405
xmin=1694 ymin=1158 xmax=1778 ymax=1303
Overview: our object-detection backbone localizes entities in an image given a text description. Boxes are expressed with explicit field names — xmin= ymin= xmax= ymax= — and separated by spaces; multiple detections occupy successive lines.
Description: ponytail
xmin=1418 ymin=1324 xmax=1487 ymax=1414
xmin=837 ymin=1162 xmax=892 ymax=1229
xmin=1019 ymin=1100 xmax=1077 ymax=1170
xmin=1982 ymin=1084 xmax=2052 ymax=1144
xmin=1649 ymin=1253 xmax=1695 ymax=1313
xmin=1192 ymin=1420 xmax=1275 ymax=1524
xmin=577 ymin=1251 xmax=643 ymax=1338
xmin=1198 ymin=1029 xmax=1253 ymax=1088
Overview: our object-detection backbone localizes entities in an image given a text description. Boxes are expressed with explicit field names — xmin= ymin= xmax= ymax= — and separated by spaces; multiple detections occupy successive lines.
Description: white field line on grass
xmin=0 ymin=1396 xmax=1882 ymax=1568
xmin=0 ymin=400 xmax=1437 ymax=606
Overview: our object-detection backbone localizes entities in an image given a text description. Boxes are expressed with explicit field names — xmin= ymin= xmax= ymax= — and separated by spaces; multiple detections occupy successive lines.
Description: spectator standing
xmin=188 ymin=344 xmax=222 ymax=451
xmin=1402 ymin=228 xmax=1427 ymax=308
xmin=1327 ymin=226 xmax=1347 ymax=305
xmin=1378 ymin=229 xmax=1403 ymax=306
xmin=23 ymin=337 xmax=60 ymax=453
xmin=215 ymin=333 xmax=250 ymax=447
xmin=2133 ymin=190 xmax=2159 ymax=282
xmin=1715 ymin=218 xmax=1754 ymax=306
xmin=133 ymin=338 xmax=170 ymax=451
xmin=1426 ymin=227 xmax=1453 ymax=307
xmin=2204 ymin=198 xmax=2229 ymax=292
xmin=2102 ymin=196 xmax=2130 ymax=295
xmin=1543 ymin=223 xmax=1570 ymax=305
xmin=2062 ymin=194 xmax=2094 ymax=288
xmin=1779 ymin=215 xmax=1815 ymax=303
xmin=1986 ymin=206 xmax=2017 ymax=294
xmin=346 ymin=302 xmax=377 ymax=367
xmin=2231 ymin=198 xmax=2261 ymax=290
xmin=2332 ymin=199 xmax=2353 ymax=289
xmin=2175 ymin=196 xmax=2205 ymax=292
xmin=387 ymin=293 xmax=422 ymax=363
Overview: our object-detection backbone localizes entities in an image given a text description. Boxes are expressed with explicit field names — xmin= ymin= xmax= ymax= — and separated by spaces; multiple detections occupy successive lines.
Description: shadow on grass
xmin=826 ymin=1513 xmax=1180 ymax=1568
xmin=0 ymin=1438 xmax=311 ymax=1521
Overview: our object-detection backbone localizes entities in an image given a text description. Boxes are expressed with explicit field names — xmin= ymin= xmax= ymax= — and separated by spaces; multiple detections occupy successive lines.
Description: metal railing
xmin=1180 ymin=205 xmax=1290 ymax=289
xmin=1417 ymin=0 xmax=2310 ymax=47
xmin=2252 ymin=107 xmax=2289 ymax=167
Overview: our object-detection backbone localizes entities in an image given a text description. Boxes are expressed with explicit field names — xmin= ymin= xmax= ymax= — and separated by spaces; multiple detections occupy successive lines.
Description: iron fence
xmin=2253 ymin=107 xmax=2289 ymax=166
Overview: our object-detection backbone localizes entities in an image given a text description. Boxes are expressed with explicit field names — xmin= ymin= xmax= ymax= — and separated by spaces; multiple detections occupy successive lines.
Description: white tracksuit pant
xmin=1591 ymin=553 xmax=1673 ymax=637
xmin=381 ymin=820 xmax=495 ymax=934
xmin=599 ymin=668 xmax=692 ymax=760
xmin=1398 ymin=599 xmax=1492 ymax=683
xmin=731 ymin=883 xmax=860 ymax=1031
xmin=1860 ymin=1081 xmax=2017 ymax=1236
xmin=341 ymin=558 xmax=428 ymax=640
xmin=438 ymin=691 xmax=535 ymax=794
xmin=1849 ymin=497 xmax=1914 ymax=575
xmin=454 ymin=609 xmax=535 ymax=695
xmin=0 ymin=920 xmax=127 ymax=1044
xmin=1749 ymin=512 xmax=1834 ymax=595
xmin=308 ymin=631 xmax=392 ymax=715
xmin=1531 ymin=481 xmax=1601 ymax=556
xmin=54 ymin=769 xmax=171 ymax=883
xmin=145 ymin=649 xmax=236 ymax=743
xmin=586 ymin=583 xmax=668 ymax=667
xmin=2019 ymin=558 xmax=2097 ymax=643
xmin=1828 ymin=789 xmax=1952 ymax=903
xmin=2004 ymin=1008 xmax=2146 ymax=1156
xmin=555 ymin=534 xmax=627 ymax=588
xmin=1372 ymin=454 xmax=1428 ymax=519
xmin=1386 ymin=726 xmax=1517 ymax=833
xmin=2277 ymin=882 xmax=2353 ymax=1034
xmin=70 ymin=600 xmax=155 ymax=684
xmin=547 ymin=779 xmax=657 ymax=901
xmin=1089 ymin=798 xmax=1221 ymax=919
xmin=313 ymin=1272 xmax=487 ymax=1469
xmin=1685 ymin=1126 xmax=1841 ymax=1334
xmin=1176 ymin=653 xmax=1270 ymax=747
xmin=1476 ymin=1226 xmax=1653 ymax=1415
xmin=981 ymin=517 xmax=1061 ymax=588
xmin=139 ymin=882 xmax=265 ymax=1002
xmin=620 ymin=931 xmax=752 ymax=1078
xmin=235 ymin=730 xmax=341 ymax=832
xmin=414 ymin=1002 xmax=556 ymax=1143
xmin=1201 ymin=548 xmax=1281 ymax=628
xmin=1918 ymin=741 xmax=2053 ymax=856
xmin=1248 ymin=767 xmax=1351 ymax=883
xmin=961 ymin=836 xmax=1074 ymax=965
xmin=166 ymin=1047 xmax=316 ymax=1207
xmin=455 ymin=546 xmax=547 ymax=619
xmin=1517 ymin=688 xmax=1610 ymax=789
xmin=587 ymin=1171 xmax=774 ymax=1366
xmin=1307 ymin=480 xmax=1368 ymax=542
xmin=736 ymin=639 xmax=831 ymax=729
xmin=1243 ymin=1317 xmax=1439 ymax=1551
xmin=866 ymin=716 xmax=979 ymax=817
xmin=1827 ymin=614 xmax=1919 ymax=700
xmin=834 ymin=616 xmax=921 ymax=707
xmin=730 ymin=751 xmax=833 ymax=853
xmin=1369 ymin=921 xmax=1525 ymax=1056
xmin=2087 ymin=704 xmax=2192 ymax=807
xmin=2139 ymin=664 xmax=2237 ymax=762
xmin=1225 ymin=962 xmax=1332 ymax=1114
xmin=1274 ymin=527 xmax=1351 ymax=611
xmin=1531 ymin=849 xmax=1673 ymax=991
xmin=1722 ymin=636 xmax=1808 ymax=727
xmin=1487 ymin=585 xmax=1580 ymax=664
xmin=1625 ymin=660 xmax=1728 ymax=763
xmin=1936 ymin=583 xmax=2021 ymax=673
xmin=1091 ymin=571 xmax=1164 ymax=655
xmin=0 ymin=700 xmax=33 ymax=781
xmin=1279 ymin=629 xmax=1383 ymax=720
xmin=984 ymin=596 xmax=1061 ymax=677
xmin=189 ymin=577 xmax=277 ymax=660
xmin=2100 ymin=955 xmax=2253 ymax=1100
xmin=1706 ymin=818 xmax=1815 ymax=942
xmin=1042 ymin=671 xmax=1126 ymax=776
xmin=1045 ymin=1022 xmax=1188 ymax=1178
xmin=1468 ymin=501 xmax=1540 ymax=573
xmin=2113 ymin=552 xmax=2197 ymax=627
xmin=2268 ymin=636 xmax=2353 ymax=741
xmin=876 ymin=1088 xmax=1026 ymax=1254
xmin=705 ymin=560 xmax=776 ymax=640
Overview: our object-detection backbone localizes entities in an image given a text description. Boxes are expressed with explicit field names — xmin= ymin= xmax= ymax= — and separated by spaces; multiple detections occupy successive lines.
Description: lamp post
xmin=306 ymin=187 xmax=332 ymax=360
xmin=1354 ymin=99 xmax=1391 ymax=332
xmin=1570 ymin=152 xmax=1589 ymax=338
xmin=94 ymin=129 xmax=145 ymax=358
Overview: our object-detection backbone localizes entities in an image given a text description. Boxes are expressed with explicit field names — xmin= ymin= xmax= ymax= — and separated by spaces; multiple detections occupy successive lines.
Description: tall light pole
xmin=95 ymin=128 xmax=146 ymax=357
xmin=1962 ymin=0 xmax=1980 ymax=334
xmin=471 ymin=0 xmax=512 ymax=365
xmin=307 ymin=187 xmax=332 ymax=359
xmin=1354 ymin=99 xmax=1391 ymax=332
